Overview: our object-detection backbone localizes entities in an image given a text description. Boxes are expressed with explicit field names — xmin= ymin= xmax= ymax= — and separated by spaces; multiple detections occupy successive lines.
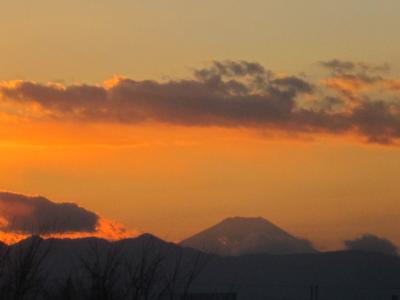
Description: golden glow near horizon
xmin=0 ymin=121 xmax=400 ymax=250
xmin=1 ymin=0 xmax=400 ymax=250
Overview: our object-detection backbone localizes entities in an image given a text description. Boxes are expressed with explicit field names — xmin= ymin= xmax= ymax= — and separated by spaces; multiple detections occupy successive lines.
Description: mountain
xmin=180 ymin=216 xmax=317 ymax=255
xmin=4 ymin=235 xmax=400 ymax=300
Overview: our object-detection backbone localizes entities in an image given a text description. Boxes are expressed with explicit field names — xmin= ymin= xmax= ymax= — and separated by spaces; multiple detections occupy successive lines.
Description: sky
xmin=1 ymin=0 xmax=400 ymax=250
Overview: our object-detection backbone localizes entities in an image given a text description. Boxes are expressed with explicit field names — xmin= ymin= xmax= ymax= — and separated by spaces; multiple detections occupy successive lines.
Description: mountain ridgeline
xmin=1 ymin=234 xmax=400 ymax=300
xmin=180 ymin=217 xmax=317 ymax=256
xmin=0 ymin=217 xmax=399 ymax=300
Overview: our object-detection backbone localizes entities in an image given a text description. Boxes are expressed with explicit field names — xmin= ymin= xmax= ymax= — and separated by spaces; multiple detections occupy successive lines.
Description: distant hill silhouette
xmin=180 ymin=217 xmax=317 ymax=255
xmin=3 ymin=234 xmax=400 ymax=300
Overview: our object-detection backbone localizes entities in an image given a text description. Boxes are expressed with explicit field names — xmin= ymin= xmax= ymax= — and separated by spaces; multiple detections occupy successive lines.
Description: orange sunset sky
xmin=1 ymin=0 xmax=400 ymax=250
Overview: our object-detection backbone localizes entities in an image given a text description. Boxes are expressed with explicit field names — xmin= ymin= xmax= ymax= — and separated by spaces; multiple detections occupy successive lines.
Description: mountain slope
xmin=180 ymin=216 xmax=317 ymax=255
xmin=5 ymin=235 xmax=400 ymax=300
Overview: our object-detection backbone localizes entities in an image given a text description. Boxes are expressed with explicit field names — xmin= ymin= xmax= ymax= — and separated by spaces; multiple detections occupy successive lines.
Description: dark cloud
xmin=0 ymin=191 xmax=99 ymax=234
xmin=1 ymin=60 xmax=400 ymax=144
xmin=344 ymin=234 xmax=398 ymax=256
xmin=320 ymin=60 xmax=391 ymax=102
xmin=0 ymin=61 xmax=313 ymax=127
xmin=320 ymin=59 xmax=390 ymax=78
xmin=194 ymin=60 xmax=268 ymax=80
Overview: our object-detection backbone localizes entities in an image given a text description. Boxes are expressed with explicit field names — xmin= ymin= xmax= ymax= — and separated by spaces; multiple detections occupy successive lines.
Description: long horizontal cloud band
xmin=1 ymin=60 xmax=400 ymax=144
